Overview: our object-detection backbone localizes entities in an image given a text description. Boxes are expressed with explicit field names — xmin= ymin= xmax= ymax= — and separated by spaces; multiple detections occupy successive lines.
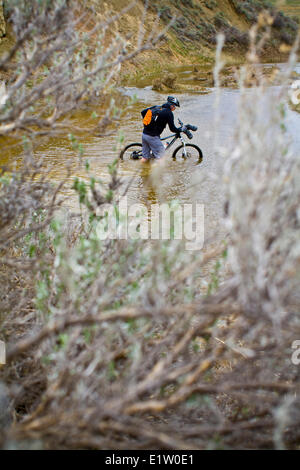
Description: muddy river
xmin=1 ymin=64 xmax=300 ymax=245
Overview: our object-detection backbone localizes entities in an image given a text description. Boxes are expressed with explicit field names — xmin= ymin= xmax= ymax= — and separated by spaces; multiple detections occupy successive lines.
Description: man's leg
xmin=149 ymin=135 xmax=165 ymax=160
xmin=141 ymin=133 xmax=151 ymax=163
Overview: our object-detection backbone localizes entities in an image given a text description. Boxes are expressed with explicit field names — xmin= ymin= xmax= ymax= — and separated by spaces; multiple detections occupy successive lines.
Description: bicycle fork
xmin=180 ymin=137 xmax=187 ymax=157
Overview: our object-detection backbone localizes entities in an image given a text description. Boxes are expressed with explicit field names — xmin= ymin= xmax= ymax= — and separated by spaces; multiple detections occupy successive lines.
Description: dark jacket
xmin=141 ymin=103 xmax=181 ymax=137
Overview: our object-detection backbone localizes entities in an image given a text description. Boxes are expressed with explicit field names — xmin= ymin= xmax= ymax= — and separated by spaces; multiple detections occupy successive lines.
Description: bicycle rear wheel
xmin=119 ymin=143 xmax=143 ymax=161
xmin=172 ymin=144 xmax=203 ymax=164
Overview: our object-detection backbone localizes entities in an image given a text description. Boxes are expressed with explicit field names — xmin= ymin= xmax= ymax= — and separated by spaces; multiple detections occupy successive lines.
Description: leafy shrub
xmin=213 ymin=12 xmax=249 ymax=47
xmin=175 ymin=16 xmax=188 ymax=29
xmin=273 ymin=11 xmax=298 ymax=32
xmin=196 ymin=20 xmax=217 ymax=45
xmin=226 ymin=27 xmax=249 ymax=46
xmin=204 ymin=0 xmax=217 ymax=10
xmin=279 ymin=30 xmax=294 ymax=45
xmin=214 ymin=12 xmax=229 ymax=29
xmin=158 ymin=5 xmax=172 ymax=21
xmin=181 ymin=0 xmax=195 ymax=8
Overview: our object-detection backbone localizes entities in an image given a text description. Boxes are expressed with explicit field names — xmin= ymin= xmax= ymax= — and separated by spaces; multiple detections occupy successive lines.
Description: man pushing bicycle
xmin=140 ymin=96 xmax=182 ymax=163
xmin=119 ymin=100 xmax=202 ymax=163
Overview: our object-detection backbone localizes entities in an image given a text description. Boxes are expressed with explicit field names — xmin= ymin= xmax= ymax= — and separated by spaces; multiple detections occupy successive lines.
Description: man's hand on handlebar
xmin=177 ymin=119 xmax=198 ymax=139
xmin=176 ymin=126 xmax=183 ymax=137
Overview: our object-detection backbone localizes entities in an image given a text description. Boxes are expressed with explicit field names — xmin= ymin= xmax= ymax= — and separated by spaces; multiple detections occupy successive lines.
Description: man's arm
xmin=167 ymin=110 xmax=181 ymax=134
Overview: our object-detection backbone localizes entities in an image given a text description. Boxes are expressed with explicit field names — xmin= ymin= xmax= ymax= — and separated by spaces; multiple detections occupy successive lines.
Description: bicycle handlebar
xmin=178 ymin=119 xmax=198 ymax=140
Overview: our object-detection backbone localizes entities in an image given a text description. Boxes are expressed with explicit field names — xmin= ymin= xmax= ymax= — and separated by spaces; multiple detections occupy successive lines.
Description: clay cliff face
xmin=84 ymin=0 xmax=298 ymax=68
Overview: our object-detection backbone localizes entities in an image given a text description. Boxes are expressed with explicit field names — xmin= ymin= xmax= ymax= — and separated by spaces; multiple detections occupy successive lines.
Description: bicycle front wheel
xmin=119 ymin=143 xmax=143 ymax=161
xmin=172 ymin=144 xmax=203 ymax=164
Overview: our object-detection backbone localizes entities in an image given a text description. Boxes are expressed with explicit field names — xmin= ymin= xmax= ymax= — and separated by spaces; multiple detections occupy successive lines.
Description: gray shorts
xmin=142 ymin=133 xmax=165 ymax=160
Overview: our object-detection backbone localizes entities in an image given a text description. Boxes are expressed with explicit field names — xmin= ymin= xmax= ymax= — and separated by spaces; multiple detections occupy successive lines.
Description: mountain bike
xmin=119 ymin=119 xmax=203 ymax=164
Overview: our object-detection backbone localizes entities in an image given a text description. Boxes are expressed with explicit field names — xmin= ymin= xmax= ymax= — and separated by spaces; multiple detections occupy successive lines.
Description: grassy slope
xmin=96 ymin=0 xmax=299 ymax=79
xmin=1 ymin=0 xmax=298 ymax=81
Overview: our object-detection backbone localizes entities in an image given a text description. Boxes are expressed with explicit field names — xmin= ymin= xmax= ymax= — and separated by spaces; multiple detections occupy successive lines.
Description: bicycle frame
xmin=160 ymin=133 xmax=189 ymax=156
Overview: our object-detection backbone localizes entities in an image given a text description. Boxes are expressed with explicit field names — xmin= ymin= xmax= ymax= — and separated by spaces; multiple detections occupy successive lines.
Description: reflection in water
xmin=139 ymin=164 xmax=159 ymax=207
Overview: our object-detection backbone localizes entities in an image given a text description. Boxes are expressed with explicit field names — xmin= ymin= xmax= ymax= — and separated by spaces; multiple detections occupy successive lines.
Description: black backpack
xmin=142 ymin=105 xmax=163 ymax=127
